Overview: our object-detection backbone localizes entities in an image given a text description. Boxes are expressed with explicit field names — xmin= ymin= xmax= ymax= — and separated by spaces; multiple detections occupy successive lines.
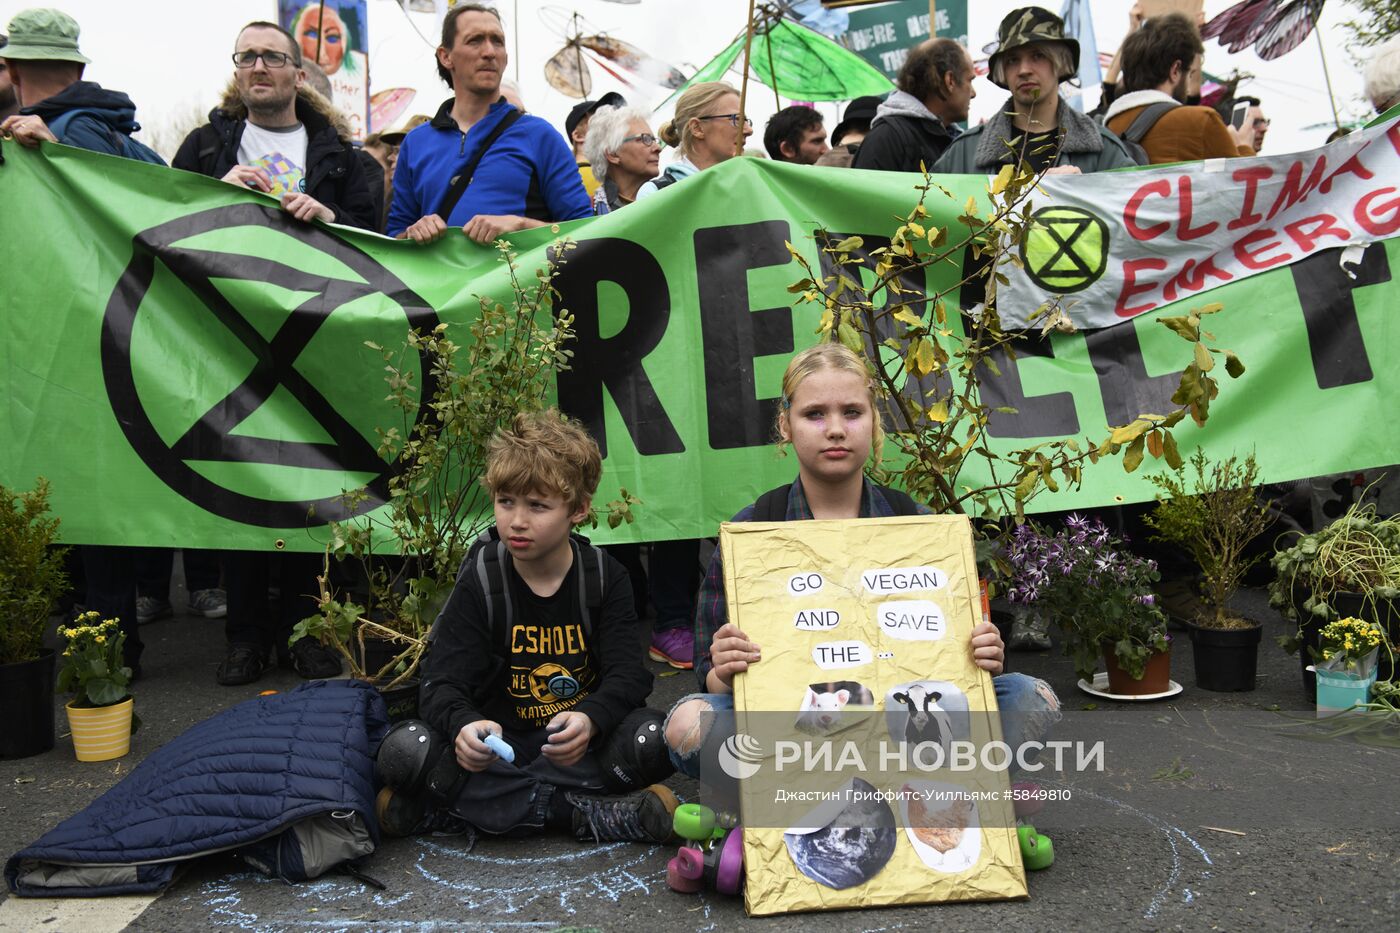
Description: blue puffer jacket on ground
xmin=5 ymin=680 xmax=388 ymax=897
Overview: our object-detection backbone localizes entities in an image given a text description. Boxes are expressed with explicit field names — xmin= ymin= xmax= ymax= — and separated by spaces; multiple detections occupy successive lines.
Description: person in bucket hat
xmin=934 ymin=5 xmax=1134 ymax=177
xmin=0 ymin=7 xmax=158 ymax=157
xmin=1 ymin=8 xmax=165 ymax=679
xmin=0 ymin=34 xmax=18 ymax=122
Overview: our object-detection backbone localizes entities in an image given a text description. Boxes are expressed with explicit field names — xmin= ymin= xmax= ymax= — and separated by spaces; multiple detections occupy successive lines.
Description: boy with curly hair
xmin=376 ymin=410 xmax=676 ymax=844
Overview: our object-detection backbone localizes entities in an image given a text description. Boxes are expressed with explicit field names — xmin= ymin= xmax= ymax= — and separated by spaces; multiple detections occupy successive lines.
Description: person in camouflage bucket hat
xmin=986 ymin=6 xmax=1080 ymax=90
xmin=933 ymin=4 xmax=1132 ymax=177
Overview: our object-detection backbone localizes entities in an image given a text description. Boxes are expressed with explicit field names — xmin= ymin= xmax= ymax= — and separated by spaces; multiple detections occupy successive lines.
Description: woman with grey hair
xmin=1365 ymin=35 xmax=1400 ymax=116
xmin=583 ymin=105 xmax=661 ymax=212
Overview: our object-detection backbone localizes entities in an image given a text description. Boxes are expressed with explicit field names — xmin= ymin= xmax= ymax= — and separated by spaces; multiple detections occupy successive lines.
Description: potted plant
xmin=1143 ymin=451 xmax=1271 ymax=691
xmin=294 ymin=241 xmax=584 ymax=721
xmin=1268 ymin=499 xmax=1400 ymax=698
xmin=0 ymin=478 xmax=69 ymax=760
xmin=57 ymin=612 xmax=139 ymax=761
xmin=1005 ymin=514 xmax=1170 ymax=695
xmin=1312 ymin=616 xmax=1387 ymax=716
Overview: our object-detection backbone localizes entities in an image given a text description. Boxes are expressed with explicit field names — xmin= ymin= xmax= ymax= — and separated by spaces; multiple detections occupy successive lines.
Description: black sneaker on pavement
xmin=136 ymin=596 xmax=172 ymax=625
xmin=281 ymin=637 xmax=343 ymax=679
xmin=217 ymin=643 xmax=268 ymax=686
xmin=567 ymin=784 xmax=680 ymax=844
xmin=187 ymin=588 xmax=227 ymax=618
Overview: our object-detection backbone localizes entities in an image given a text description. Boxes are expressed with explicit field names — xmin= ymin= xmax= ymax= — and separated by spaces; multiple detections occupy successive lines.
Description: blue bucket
xmin=1314 ymin=669 xmax=1375 ymax=716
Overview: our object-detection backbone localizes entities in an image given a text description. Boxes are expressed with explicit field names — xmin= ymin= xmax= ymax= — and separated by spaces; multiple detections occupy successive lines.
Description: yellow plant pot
xmin=65 ymin=697 xmax=134 ymax=762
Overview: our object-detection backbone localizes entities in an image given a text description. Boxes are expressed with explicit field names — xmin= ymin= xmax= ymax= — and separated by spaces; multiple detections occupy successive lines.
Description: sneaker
xmin=1009 ymin=611 xmax=1052 ymax=651
xmin=136 ymin=596 xmax=172 ymax=625
xmin=648 ymin=628 xmax=694 ymax=670
xmin=280 ymin=636 xmax=343 ymax=679
xmin=187 ymin=588 xmax=228 ymax=618
xmin=217 ymin=643 xmax=268 ymax=686
xmin=568 ymin=783 xmax=680 ymax=844
xmin=375 ymin=787 xmax=475 ymax=840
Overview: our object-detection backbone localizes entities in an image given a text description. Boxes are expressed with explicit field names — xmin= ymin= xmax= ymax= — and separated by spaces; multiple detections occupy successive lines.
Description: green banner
xmin=834 ymin=1 xmax=969 ymax=77
xmin=1 ymin=141 xmax=1396 ymax=550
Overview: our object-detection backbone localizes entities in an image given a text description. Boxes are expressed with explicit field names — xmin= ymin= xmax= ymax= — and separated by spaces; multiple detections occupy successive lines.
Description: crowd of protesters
xmin=2 ymin=2 xmax=1398 ymax=686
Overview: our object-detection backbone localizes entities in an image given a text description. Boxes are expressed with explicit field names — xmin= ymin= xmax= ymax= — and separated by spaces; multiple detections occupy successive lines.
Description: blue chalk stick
xmin=482 ymin=732 xmax=514 ymax=763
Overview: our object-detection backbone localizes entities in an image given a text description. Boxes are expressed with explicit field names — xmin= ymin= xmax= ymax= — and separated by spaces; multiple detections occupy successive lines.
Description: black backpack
xmin=439 ymin=527 xmax=610 ymax=649
xmin=1108 ymin=101 xmax=1178 ymax=166
xmin=751 ymin=483 xmax=922 ymax=521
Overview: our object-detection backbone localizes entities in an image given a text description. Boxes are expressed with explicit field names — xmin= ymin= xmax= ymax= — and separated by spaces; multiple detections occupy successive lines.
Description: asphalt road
xmin=3 ymin=587 xmax=1398 ymax=932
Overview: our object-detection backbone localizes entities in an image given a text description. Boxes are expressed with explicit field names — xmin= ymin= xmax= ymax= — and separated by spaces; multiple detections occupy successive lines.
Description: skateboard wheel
xmin=675 ymin=845 xmax=705 ymax=880
xmin=672 ymin=802 xmax=716 ymax=842
xmin=1018 ymin=824 xmax=1055 ymax=871
xmin=667 ymin=856 xmax=702 ymax=893
xmin=713 ymin=826 xmax=744 ymax=895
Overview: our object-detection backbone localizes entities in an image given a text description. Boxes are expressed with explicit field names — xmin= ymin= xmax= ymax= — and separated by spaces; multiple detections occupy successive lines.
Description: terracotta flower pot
xmin=66 ymin=697 xmax=134 ymax=762
xmin=1103 ymin=643 xmax=1172 ymax=695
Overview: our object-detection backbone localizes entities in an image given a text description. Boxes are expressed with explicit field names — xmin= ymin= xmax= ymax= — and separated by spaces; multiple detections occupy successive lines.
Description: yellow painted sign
xmin=723 ymin=515 xmax=1027 ymax=916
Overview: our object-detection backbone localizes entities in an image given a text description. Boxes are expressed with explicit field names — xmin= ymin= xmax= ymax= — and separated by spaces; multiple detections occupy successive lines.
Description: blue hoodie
xmin=23 ymin=81 xmax=154 ymax=160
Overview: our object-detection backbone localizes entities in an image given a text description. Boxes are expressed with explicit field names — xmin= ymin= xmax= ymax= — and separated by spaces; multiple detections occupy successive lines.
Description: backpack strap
xmin=752 ymin=484 xmax=793 ymax=522
xmin=649 ymin=171 xmax=680 ymax=192
xmin=570 ymin=533 xmax=607 ymax=641
xmin=47 ymin=109 xmax=117 ymax=151
xmin=435 ymin=108 xmax=523 ymax=219
xmin=1121 ymin=101 xmax=1179 ymax=144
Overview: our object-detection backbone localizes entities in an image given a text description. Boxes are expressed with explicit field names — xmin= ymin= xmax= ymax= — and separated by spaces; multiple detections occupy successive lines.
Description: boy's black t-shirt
xmin=418 ymin=543 xmax=652 ymax=744
xmin=506 ymin=564 xmax=599 ymax=727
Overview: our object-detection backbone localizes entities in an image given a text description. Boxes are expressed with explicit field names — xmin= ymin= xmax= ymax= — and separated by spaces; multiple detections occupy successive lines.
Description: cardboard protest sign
xmin=279 ymin=0 xmax=371 ymax=140
xmin=723 ymin=515 xmax=1025 ymax=916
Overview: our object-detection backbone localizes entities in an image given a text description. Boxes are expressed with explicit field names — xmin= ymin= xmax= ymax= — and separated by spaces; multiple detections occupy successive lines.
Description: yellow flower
xmin=95 ymin=635 xmax=105 ymax=645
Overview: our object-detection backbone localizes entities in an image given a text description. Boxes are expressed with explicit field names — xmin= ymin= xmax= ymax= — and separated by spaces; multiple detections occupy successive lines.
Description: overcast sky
xmin=29 ymin=0 xmax=1379 ymax=158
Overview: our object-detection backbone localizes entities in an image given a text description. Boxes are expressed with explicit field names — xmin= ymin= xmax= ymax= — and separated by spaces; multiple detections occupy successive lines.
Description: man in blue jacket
xmin=388 ymin=3 xmax=590 ymax=243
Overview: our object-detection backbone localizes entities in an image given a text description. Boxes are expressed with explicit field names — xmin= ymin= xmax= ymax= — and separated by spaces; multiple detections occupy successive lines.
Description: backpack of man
xmin=47 ymin=108 xmax=165 ymax=165
xmin=1105 ymin=100 xmax=1178 ymax=166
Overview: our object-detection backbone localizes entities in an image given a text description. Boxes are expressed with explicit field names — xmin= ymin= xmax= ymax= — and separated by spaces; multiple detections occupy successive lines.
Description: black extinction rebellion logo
xmin=1020 ymin=205 xmax=1110 ymax=293
xmin=100 ymin=204 xmax=439 ymax=527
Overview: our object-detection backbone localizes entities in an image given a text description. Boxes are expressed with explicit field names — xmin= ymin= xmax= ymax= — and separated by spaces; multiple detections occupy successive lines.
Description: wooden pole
xmin=736 ymin=0 xmax=758 ymax=157
xmin=1312 ymin=14 xmax=1342 ymax=131
xmin=928 ymin=1 xmax=937 ymax=38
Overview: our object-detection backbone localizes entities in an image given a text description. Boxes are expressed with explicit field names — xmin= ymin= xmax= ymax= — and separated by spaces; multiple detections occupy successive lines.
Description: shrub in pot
xmin=1144 ymin=452 xmax=1271 ymax=691
xmin=0 ymin=478 xmax=68 ymax=759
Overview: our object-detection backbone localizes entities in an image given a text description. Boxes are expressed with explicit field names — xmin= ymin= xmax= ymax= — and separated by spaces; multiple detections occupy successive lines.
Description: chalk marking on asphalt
xmin=414 ymin=838 xmax=662 ymax=915
xmin=0 ymin=892 xmax=157 ymax=932
xmin=1071 ymin=787 xmax=1214 ymax=920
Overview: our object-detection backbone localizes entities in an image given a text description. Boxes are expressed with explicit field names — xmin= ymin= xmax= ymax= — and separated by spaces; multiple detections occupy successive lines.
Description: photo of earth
xmin=783 ymin=778 xmax=898 ymax=889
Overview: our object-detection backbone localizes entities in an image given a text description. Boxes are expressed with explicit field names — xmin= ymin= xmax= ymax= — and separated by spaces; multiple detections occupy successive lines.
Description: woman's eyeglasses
xmin=622 ymin=133 xmax=659 ymax=146
xmin=696 ymin=113 xmax=754 ymax=128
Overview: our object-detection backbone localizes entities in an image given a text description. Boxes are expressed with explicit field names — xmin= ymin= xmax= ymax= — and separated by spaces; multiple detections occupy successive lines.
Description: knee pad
xmin=597 ymin=708 xmax=674 ymax=793
xmin=374 ymin=720 xmax=447 ymax=794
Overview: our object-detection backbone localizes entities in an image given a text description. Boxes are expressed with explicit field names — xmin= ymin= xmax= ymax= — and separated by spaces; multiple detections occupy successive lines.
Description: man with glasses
xmin=388 ymin=3 xmax=590 ymax=244
xmin=171 ymin=20 xmax=371 ymax=687
xmin=172 ymin=19 xmax=375 ymax=229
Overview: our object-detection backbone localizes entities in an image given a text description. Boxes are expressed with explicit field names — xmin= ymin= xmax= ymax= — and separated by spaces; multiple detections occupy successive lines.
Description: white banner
xmin=1001 ymin=116 xmax=1400 ymax=329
